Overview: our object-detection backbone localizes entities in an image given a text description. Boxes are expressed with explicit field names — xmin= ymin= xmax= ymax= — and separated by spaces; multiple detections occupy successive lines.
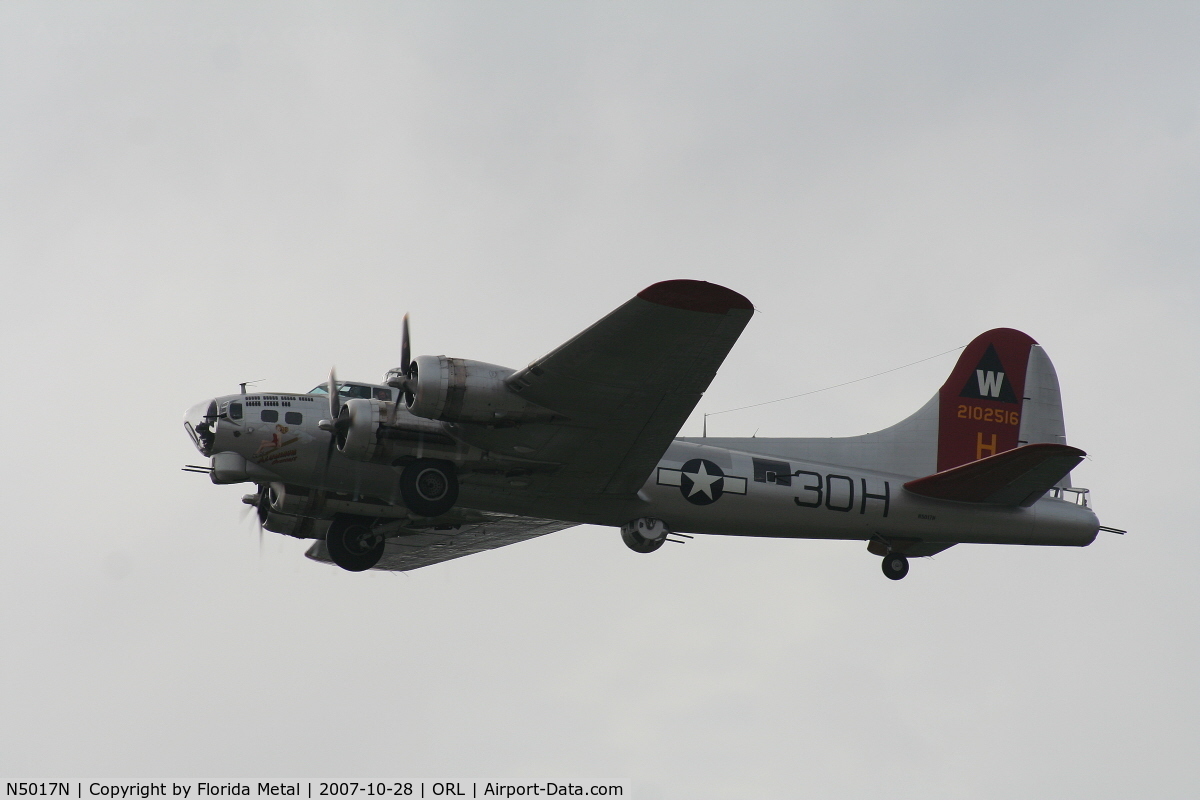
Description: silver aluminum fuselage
xmin=196 ymin=394 xmax=1098 ymax=550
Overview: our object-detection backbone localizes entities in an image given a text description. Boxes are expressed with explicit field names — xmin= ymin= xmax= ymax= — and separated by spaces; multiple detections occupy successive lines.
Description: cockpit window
xmin=309 ymin=382 xmax=380 ymax=400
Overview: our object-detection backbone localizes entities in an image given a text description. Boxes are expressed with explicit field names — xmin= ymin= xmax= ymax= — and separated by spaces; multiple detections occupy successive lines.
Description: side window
xmin=284 ymin=411 xmax=302 ymax=425
xmin=261 ymin=409 xmax=279 ymax=423
xmin=753 ymin=457 xmax=792 ymax=486
xmin=228 ymin=402 xmax=243 ymax=420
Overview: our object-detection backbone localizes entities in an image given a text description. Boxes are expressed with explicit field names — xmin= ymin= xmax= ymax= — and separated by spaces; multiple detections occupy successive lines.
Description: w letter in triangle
xmin=959 ymin=344 xmax=1018 ymax=403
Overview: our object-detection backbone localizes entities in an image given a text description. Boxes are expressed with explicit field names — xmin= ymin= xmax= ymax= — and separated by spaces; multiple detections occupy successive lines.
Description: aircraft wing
xmin=504 ymin=280 xmax=754 ymax=496
xmin=902 ymin=443 xmax=1086 ymax=507
xmin=305 ymin=513 xmax=578 ymax=572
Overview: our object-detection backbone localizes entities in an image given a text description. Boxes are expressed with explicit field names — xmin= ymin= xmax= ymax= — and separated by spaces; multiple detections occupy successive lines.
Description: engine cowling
xmin=337 ymin=398 xmax=388 ymax=462
xmin=259 ymin=507 xmax=326 ymax=539
xmin=267 ymin=482 xmax=317 ymax=515
xmin=406 ymin=355 xmax=556 ymax=424
xmin=333 ymin=397 xmax=482 ymax=465
xmin=263 ymin=482 xmax=423 ymax=522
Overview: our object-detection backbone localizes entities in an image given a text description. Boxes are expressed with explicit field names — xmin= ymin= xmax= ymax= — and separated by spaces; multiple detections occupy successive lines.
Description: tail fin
xmin=936 ymin=328 xmax=1069 ymax=474
xmin=694 ymin=328 xmax=1072 ymax=481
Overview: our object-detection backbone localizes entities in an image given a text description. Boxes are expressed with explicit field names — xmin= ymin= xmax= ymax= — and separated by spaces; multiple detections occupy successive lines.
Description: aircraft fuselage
xmin=190 ymin=392 xmax=1098 ymax=552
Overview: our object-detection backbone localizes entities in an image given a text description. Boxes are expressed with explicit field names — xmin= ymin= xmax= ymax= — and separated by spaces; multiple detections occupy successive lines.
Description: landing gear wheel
xmin=326 ymin=514 xmax=384 ymax=572
xmin=882 ymin=552 xmax=909 ymax=581
xmin=622 ymin=527 xmax=666 ymax=554
xmin=399 ymin=459 xmax=459 ymax=517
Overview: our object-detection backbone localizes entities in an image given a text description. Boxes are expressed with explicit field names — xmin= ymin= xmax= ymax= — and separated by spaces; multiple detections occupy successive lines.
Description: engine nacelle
xmin=332 ymin=397 xmax=486 ymax=465
xmin=260 ymin=482 xmax=418 ymax=526
xmin=267 ymin=483 xmax=317 ymax=516
xmin=337 ymin=398 xmax=388 ymax=462
xmin=406 ymin=355 xmax=556 ymax=424
xmin=261 ymin=509 xmax=323 ymax=539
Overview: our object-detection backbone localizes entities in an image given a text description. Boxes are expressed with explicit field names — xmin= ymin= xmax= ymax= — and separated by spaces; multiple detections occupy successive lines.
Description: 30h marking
xmin=792 ymin=472 xmax=890 ymax=517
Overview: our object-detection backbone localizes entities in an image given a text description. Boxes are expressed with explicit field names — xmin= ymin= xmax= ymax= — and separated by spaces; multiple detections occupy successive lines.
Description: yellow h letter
xmin=976 ymin=432 xmax=998 ymax=460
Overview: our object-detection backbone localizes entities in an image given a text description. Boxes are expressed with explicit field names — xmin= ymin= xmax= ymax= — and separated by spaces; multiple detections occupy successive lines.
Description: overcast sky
xmin=2 ymin=3 xmax=1198 ymax=798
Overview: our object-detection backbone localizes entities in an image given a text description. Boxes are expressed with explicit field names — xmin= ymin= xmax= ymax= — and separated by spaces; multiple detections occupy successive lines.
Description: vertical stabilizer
xmin=937 ymin=328 xmax=1037 ymax=471
xmin=682 ymin=328 xmax=1072 ymax=481
xmin=936 ymin=329 xmax=1071 ymax=480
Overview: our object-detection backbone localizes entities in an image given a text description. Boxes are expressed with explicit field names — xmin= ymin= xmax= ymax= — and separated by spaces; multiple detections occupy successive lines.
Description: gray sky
xmin=2 ymin=3 xmax=1198 ymax=798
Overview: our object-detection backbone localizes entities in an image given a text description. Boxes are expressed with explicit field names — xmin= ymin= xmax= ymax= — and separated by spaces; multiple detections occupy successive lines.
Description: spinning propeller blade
xmin=320 ymin=366 xmax=354 ymax=471
xmin=387 ymin=314 xmax=415 ymax=424
xmin=241 ymin=488 xmax=270 ymax=557
xmin=401 ymin=313 xmax=411 ymax=379
xmin=327 ymin=367 xmax=340 ymax=421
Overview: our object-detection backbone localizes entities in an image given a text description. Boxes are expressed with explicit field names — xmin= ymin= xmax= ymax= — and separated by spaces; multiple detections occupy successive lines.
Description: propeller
xmin=241 ymin=487 xmax=270 ymax=555
xmin=387 ymin=313 xmax=415 ymax=424
xmin=401 ymin=313 xmax=411 ymax=387
xmin=317 ymin=366 xmax=352 ymax=474
xmin=327 ymin=366 xmax=341 ymax=422
xmin=318 ymin=367 xmax=352 ymax=438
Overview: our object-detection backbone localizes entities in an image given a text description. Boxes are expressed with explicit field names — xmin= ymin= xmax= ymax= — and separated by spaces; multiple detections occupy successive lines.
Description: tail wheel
xmin=882 ymin=553 xmax=909 ymax=581
xmin=326 ymin=514 xmax=384 ymax=572
xmin=400 ymin=459 xmax=459 ymax=517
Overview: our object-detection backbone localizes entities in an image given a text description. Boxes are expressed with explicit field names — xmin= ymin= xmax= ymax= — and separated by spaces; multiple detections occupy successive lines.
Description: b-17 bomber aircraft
xmin=183 ymin=280 xmax=1120 ymax=579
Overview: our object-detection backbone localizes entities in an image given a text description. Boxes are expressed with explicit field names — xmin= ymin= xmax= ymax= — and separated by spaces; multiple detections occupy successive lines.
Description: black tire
xmin=399 ymin=459 xmax=459 ymax=517
xmin=882 ymin=552 xmax=909 ymax=581
xmin=622 ymin=527 xmax=666 ymax=554
xmin=326 ymin=514 xmax=384 ymax=572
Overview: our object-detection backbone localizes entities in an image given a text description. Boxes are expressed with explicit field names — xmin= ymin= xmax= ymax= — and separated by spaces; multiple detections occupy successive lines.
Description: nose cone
xmin=184 ymin=399 xmax=218 ymax=456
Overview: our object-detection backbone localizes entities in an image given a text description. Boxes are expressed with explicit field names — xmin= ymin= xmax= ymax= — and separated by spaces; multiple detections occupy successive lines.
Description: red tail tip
xmin=638 ymin=280 xmax=754 ymax=314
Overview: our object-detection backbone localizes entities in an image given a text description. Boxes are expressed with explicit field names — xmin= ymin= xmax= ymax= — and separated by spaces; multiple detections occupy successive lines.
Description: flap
xmin=902 ymin=443 xmax=1086 ymax=507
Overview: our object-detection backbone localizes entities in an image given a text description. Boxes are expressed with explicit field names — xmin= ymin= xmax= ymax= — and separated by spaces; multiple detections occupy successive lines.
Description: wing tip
xmin=638 ymin=280 xmax=754 ymax=314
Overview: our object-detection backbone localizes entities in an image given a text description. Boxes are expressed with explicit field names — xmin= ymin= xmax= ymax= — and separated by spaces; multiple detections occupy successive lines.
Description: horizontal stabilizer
xmin=903 ymin=443 xmax=1086 ymax=507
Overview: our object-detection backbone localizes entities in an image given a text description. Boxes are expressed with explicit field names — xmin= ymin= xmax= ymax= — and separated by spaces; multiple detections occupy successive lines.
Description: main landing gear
xmin=881 ymin=552 xmax=909 ymax=581
xmin=326 ymin=514 xmax=385 ymax=572
xmin=399 ymin=458 xmax=459 ymax=517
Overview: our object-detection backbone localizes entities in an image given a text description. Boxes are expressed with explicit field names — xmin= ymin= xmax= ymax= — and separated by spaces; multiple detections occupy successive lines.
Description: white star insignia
xmin=684 ymin=462 xmax=722 ymax=498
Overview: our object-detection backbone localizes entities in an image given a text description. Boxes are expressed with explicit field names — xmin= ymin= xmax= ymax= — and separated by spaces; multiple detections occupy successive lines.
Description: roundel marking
xmin=679 ymin=458 xmax=726 ymax=505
